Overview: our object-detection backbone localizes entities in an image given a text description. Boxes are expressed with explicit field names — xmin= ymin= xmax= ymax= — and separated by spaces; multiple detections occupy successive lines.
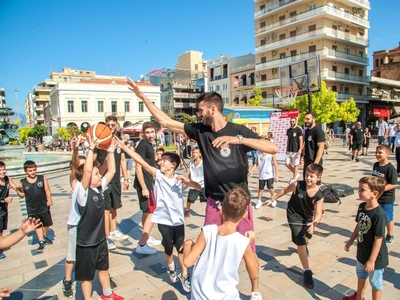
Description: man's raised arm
xmin=127 ymin=77 xmax=185 ymax=135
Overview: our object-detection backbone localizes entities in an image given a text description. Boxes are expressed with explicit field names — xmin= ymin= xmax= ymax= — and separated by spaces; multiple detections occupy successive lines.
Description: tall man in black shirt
xmin=303 ymin=112 xmax=325 ymax=180
xmin=285 ymin=117 xmax=303 ymax=184
xmin=350 ymin=121 xmax=363 ymax=162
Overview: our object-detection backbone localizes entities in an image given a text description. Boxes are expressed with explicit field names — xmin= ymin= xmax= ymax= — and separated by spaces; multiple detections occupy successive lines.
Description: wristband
xmin=88 ymin=148 xmax=94 ymax=151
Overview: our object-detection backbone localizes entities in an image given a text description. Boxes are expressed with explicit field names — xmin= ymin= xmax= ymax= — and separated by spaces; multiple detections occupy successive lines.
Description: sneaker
xmin=135 ymin=243 xmax=157 ymax=255
xmin=351 ymin=155 xmax=355 ymax=161
xmin=179 ymin=273 xmax=191 ymax=292
xmin=343 ymin=291 xmax=366 ymax=300
xmin=255 ymin=200 xmax=262 ymax=210
xmin=168 ymin=269 xmax=178 ymax=283
xmin=44 ymin=235 xmax=53 ymax=245
xmin=303 ymin=269 xmax=314 ymax=289
xmin=147 ymin=236 xmax=161 ymax=246
xmin=184 ymin=210 xmax=191 ymax=218
xmin=386 ymin=234 xmax=395 ymax=244
xmin=355 ymin=158 xmax=360 ymax=162
xmin=271 ymin=200 xmax=277 ymax=207
xmin=107 ymin=238 xmax=116 ymax=250
xmin=110 ymin=277 xmax=117 ymax=291
xmin=250 ymin=292 xmax=263 ymax=300
xmin=37 ymin=241 xmax=47 ymax=253
xmin=62 ymin=278 xmax=73 ymax=298
xmin=128 ymin=179 xmax=132 ymax=183
xmin=99 ymin=291 xmax=124 ymax=300
xmin=0 ymin=251 xmax=5 ymax=259
xmin=110 ymin=230 xmax=129 ymax=242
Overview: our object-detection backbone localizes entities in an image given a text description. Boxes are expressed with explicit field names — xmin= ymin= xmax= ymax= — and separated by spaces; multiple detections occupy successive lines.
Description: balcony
xmin=174 ymin=92 xmax=201 ymax=99
xmin=255 ymin=4 xmax=369 ymax=35
xmin=255 ymin=0 xmax=299 ymax=19
xmin=34 ymin=86 xmax=52 ymax=93
xmin=336 ymin=93 xmax=370 ymax=102
xmin=336 ymin=0 xmax=370 ymax=10
xmin=256 ymin=78 xmax=280 ymax=88
xmin=173 ymin=102 xmax=197 ymax=108
xmin=256 ymin=48 xmax=368 ymax=71
xmin=35 ymin=106 xmax=44 ymax=112
xmin=34 ymin=97 xmax=48 ymax=103
xmin=231 ymin=63 xmax=256 ymax=73
xmin=321 ymin=70 xmax=370 ymax=84
xmin=104 ymin=112 xmax=126 ymax=119
xmin=256 ymin=27 xmax=368 ymax=54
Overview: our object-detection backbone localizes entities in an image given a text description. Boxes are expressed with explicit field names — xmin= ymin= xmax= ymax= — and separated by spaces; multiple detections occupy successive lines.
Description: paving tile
xmin=185 ymin=223 xmax=199 ymax=229
xmin=34 ymin=260 xmax=48 ymax=269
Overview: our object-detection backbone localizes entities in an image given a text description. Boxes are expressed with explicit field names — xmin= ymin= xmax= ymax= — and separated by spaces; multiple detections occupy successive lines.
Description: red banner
xmin=369 ymin=109 xmax=390 ymax=117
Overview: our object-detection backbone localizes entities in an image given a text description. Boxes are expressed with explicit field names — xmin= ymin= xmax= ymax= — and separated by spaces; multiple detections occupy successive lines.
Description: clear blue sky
xmin=0 ymin=0 xmax=398 ymax=123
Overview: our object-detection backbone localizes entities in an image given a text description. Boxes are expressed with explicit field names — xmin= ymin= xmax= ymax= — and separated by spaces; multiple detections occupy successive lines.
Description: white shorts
xmin=285 ymin=152 xmax=300 ymax=166
xmin=66 ymin=224 xmax=77 ymax=261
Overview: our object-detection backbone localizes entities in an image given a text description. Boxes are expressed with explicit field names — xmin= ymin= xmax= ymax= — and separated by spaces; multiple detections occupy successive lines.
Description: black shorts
xmin=187 ymin=188 xmax=207 ymax=204
xmin=103 ymin=182 xmax=122 ymax=211
xmin=75 ymin=239 xmax=109 ymax=281
xmin=259 ymin=178 xmax=274 ymax=190
xmin=137 ymin=189 xmax=156 ymax=213
xmin=352 ymin=142 xmax=362 ymax=151
xmin=363 ymin=141 xmax=370 ymax=148
xmin=287 ymin=213 xmax=312 ymax=246
xmin=28 ymin=208 xmax=53 ymax=227
xmin=157 ymin=224 xmax=185 ymax=256
xmin=0 ymin=209 xmax=8 ymax=232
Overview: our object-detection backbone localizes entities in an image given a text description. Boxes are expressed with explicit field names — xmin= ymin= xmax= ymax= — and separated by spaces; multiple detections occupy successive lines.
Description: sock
xmin=257 ymin=199 xmax=261 ymax=202
xmin=168 ymin=262 xmax=175 ymax=271
xmin=39 ymin=239 xmax=45 ymax=243
xmin=304 ymin=268 xmax=311 ymax=271
xmin=102 ymin=288 xmax=112 ymax=297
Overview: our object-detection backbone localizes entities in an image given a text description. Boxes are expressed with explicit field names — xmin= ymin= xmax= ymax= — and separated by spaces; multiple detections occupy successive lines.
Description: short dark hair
xmin=156 ymin=148 xmax=165 ymax=154
xmin=376 ymin=144 xmax=391 ymax=154
xmin=0 ymin=161 xmax=5 ymax=168
xmin=24 ymin=160 xmax=37 ymax=170
xmin=359 ymin=176 xmax=386 ymax=198
xmin=105 ymin=115 xmax=117 ymax=123
xmin=305 ymin=163 xmax=323 ymax=177
xmin=162 ymin=152 xmax=180 ymax=171
xmin=305 ymin=112 xmax=316 ymax=119
xmin=142 ymin=121 xmax=155 ymax=132
xmin=196 ymin=92 xmax=224 ymax=113
xmin=75 ymin=164 xmax=84 ymax=182
xmin=222 ymin=186 xmax=250 ymax=221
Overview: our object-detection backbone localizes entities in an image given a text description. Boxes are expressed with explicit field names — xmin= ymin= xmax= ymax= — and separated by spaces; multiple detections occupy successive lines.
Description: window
xmin=222 ymin=83 xmax=228 ymax=92
xmin=344 ymin=68 xmax=349 ymax=74
xmin=260 ymin=21 xmax=265 ymax=28
xmin=262 ymin=91 xmax=267 ymax=98
xmin=279 ymin=34 xmax=286 ymax=40
xmin=261 ymin=57 xmax=266 ymax=63
xmin=359 ymin=70 xmax=363 ymax=76
xmin=358 ymin=88 xmax=363 ymax=95
xmin=260 ymin=39 xmax=266 ymax=46
xmin=261 ymin=74 xmax=267 ymax=81
xmin=375 ymin=59 xmax=379 ymax=67
xmin=309 ymin=4 xmax=316 ymax=10
xmin=309 ymin=45 xmax=316 ymax=54
xmin=390 ymin=59 xmax=394 ymax=63
xmin=215 ymin=85 xmax=220 ymax=92
xmin=332 ymin=66 xmax=337 ymax=72
xmin=291 ymin=50 xmax=297 ymax=57
xmin=67 ymin=100 xmax=74 ymax=113
xmin=309 ymin=25 xmax=316 ymax=36
xmin=124 ymin=101 xmax=130 ymax=112
xmin=332 ymin=45 xmax=337 ymax=52
xmin=195 ymin=64 xmax=198 ymax=70
xmin=279 ymin=15 xmax=285 ymax=25
xmin=344 ymin=48 xmax=349 ymax=54
xmin=138 ymin=101 xmax=144 ymax=112
xmin=111 ymin=101 xmax=117 ymax=113
xmin=81 ymin=100 xmax=88 ymax=113
xmin=332 ymin=85 xmax=337 ymax=92
xmin=98 ymin=101 xmax=104 ymax=112
xmin=344 ymin=87 xmax=349 ymax=93
xmin=280 ymin=52 xmax=286 ymax=59
xmin=290 ymin=31 xmax=296 ymax=38
xmin=289 ymin=11 xmax=297 ymax=19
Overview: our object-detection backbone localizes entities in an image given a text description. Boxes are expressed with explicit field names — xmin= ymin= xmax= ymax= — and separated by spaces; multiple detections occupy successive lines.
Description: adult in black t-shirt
xmin=303 ymin=112 xmax=325 ymax=180
xmin=350 ymin=121 xmax=364 ymax=162
xmin=285 ymin=117 xmax=303 ymax=183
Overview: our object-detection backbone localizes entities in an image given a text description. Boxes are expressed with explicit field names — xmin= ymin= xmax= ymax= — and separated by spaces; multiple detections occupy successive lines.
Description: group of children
xmin=0 ymin=135 xmax=397 ymax=299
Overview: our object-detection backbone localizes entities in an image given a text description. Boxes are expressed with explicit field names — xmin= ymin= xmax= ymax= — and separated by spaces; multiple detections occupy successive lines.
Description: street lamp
xmin=14 ymin=88 xmax=19 ymax=124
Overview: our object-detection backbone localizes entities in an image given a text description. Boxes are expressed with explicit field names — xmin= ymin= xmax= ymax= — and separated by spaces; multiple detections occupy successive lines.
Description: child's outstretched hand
xmin=87 ymin=135 xmax=96 ymax=150
xmin=21 ymin=217 xmax=42 ymax=234
xmin=0 ymin=287 xmax=12 ymax=299
xmin=113 ymin=136 xmax=125 ymax=149
xmin=70 ymin=135 xmax=79 ymax=150
xmin=107 ymin=137 xmax=118 ymax=153
xmin=245 ymin=231 xmax=255 ymax=243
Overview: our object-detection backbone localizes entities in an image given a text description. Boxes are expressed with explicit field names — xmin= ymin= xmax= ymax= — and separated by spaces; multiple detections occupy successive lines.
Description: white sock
xmin=102 ymin=288 xmax=112 ymax=296
xmin=304 ymin=268 xmax=311 ymax=271
xmin=257 ymin=199 xmax=261 ymax=202
xmin=168 ymin=262 xmax=175 ymax=271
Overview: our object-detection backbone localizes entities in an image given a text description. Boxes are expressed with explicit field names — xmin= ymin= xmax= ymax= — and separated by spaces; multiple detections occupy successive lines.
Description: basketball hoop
xmin=275 ymin=86 xmax=300 ymax=106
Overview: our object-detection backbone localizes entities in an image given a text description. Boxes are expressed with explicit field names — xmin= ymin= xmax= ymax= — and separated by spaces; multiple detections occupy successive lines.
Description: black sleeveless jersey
xmin=21 ymin=175 xmax=48 ymax=214
xmin=0 ymin=176 xmax=10 ymax=212
xmin=77 ymin=186 xmax=106 ymax=246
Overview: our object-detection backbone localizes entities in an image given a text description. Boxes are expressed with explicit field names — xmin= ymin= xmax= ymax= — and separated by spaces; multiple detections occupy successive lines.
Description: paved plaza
xmin=1 ymin=141 xmax=399 ymax=299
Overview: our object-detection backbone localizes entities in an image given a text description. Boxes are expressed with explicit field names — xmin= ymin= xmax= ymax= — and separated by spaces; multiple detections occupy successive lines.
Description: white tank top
xmin=189 ymin=159 xmax=204 ymax=188
xmin=191 ymin=225 xmax=249 ymax=300
xmin=67 ymin=181 xmax=82 ymax=226
xmin=258 ymin=153 xmax=274 ymax=180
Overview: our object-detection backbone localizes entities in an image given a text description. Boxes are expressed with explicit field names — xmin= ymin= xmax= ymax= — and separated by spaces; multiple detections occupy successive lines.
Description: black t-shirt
xmin=0 ymin=176 xmax=10 ymax=212
xmin=286 ymin=126 xmax=303 ymax=152
xmin=304 ymin=126 xmax=325 ymax=163
xmin=184 ymin=122 xmax=260 ymax=201
xmin=134 ymin=139 xmax=155 ymax=191
xmin=21 ymin=175 xmax=48 ymax=214
xmin=371 ymin=162 xmax=397 ymax=204
xmin=351 ymin=128 xmax=364 ymax=143
xmin=95 ymin=148 xmax=124 ymax=184
xmin=287 ymin=181 xmax=324 ymax=222
xmin=355 ymin=202 xmax=388 ymax=269
xmin=77 ymin=186 xmax=105 ymax=247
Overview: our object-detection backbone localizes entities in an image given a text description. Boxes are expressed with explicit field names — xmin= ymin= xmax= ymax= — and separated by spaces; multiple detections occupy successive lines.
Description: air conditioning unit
xmin=264 ymin=36 xmax=269 ymax=41
xmin=351 ymin=65 xmax=356 ymax=70
xmin=272 ymin=68 xmax=277 ymax=74
xmin=272 ymin=34 xmax=277 ymax=39
xmin=296 ymin=26 xmax=301 ymax=31
xmin=339 ymin=25 xmax=343 ymax=30
xmin=358 ymin=7 xmax=363 ymax=13
xmin=352 ymin=7 xmax=358 ymax=12
xmin=272 ymin=51 xmax=277 ymax=56
xmin=394 ymin=96 xmax=398 ymax=100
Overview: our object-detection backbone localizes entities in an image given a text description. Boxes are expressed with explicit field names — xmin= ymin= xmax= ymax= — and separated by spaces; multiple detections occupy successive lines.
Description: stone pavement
xmin=1 ymin=141 xmax=399 ymax=300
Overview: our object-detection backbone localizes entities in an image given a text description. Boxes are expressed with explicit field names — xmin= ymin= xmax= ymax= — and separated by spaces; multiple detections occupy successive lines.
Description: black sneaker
xmin=37 ymin=241 xmax=47 ymax=253
xmin=303 ymin=270 xmax=314 ymax=289
xmin=356 ymin=158 xmax=360 ymax=162
xmin=351 ymin=155 xmax=355 ymax=161
xmin=110 ymin=277 xmax=117 ymax=290
xmin=44 ymin=235 xmax=53 ymax=245
xmin=386 ymin=234 xmax=394 ymax=244
xmin=62 ymin=278 xmax=73 ymax=298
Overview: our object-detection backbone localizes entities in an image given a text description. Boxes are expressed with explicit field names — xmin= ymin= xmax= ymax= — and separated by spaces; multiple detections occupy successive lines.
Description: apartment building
xmin=254 ymin=0 xmax=370 ymax=114
xmin=208 ymin=55 xmax=231 ymax=104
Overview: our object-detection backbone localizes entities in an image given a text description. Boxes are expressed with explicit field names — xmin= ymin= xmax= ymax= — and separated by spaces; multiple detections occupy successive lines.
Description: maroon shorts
xmin=204 ymin=197 xmax=255 ymax=252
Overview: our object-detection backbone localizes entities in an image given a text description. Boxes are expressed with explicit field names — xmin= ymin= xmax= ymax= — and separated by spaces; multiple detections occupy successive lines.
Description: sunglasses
xmin=107 ymin=124 xmax=116 ymax=128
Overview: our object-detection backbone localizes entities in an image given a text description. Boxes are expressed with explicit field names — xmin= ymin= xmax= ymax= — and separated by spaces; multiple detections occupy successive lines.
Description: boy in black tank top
xmin=263 ymin=163 xmax=324 ymax=290
xmin=0 ymin=161 xmax=21 ymax=259
xmin=16 ymin=160 xmax=54 ymax=253
xmin=75 ymin=137 xmax=124 ymax=300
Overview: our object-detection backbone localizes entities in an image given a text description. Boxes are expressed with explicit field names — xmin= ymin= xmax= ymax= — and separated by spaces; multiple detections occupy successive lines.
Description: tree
xmin=287 ymin=81 xmax=340 ymax=125
xmin=66 ymin=125 xmax=81 ymax=137
xmin=249 ymin=87 xmax=263 ymax=106
xmin=57 ymin=127 xmax=70 ymax=141
xmin=19 ymin=125 xmax=32 ymax=143
xmin=337 ymin=98 xmax=360 ymax=124
xmin=173 ymin=112 xmax=197 ymax=123
xmin=29 ymin=124 xmax=47 ymax=140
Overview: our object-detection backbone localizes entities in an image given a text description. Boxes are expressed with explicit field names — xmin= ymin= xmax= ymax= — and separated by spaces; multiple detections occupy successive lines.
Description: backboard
xmin=279 ymin=55 xmax=321 ymax=95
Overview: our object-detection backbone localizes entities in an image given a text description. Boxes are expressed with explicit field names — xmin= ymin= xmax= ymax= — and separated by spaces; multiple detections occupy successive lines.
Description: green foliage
xmin=13 ymin=119 xmax=20 ymax=125
xmin=8 ymin=140 xmax=19 ymax=145
xmin=29 ymin=124 xmax=47 ymax=139
xmin=249 ymin=87 xmax=263 ymax=106
xmin=337 ymin=98 xmax=360 ymax=124
xmin=287 ymin=81 xmax=340 ymax=125
xmin=57 ymin=127 xmax=70 ymax=141
xmin=173 ymin=112 xmax=197 ymax=123
xmin=52 ymin=133 xmax=60 ymax=140
xmin=18 ymin=125 xmax=32 ymax=143
xmin=66 ymin=125 xmax=81 ymax=137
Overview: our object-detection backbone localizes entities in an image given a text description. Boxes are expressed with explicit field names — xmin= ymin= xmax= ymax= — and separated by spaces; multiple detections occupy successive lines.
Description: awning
xmin=241 ymin=74 xmax=246 ymax=79
xmin=249 ymin=72 xmax=254 ymax=78
xmin=394 ymin=88 xmax=400 ymax=92
xmin=249 ymin=95 xmax=255 ymax=99
xmin=241 ymin=96 xmax=247 ymax=102
xmin=233 ymin=97 xmax=239 ymax=103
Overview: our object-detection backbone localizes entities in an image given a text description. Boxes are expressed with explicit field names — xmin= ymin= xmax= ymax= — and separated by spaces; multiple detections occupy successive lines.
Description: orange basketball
xmin=86 ymin=124 xmax=113 ymax=149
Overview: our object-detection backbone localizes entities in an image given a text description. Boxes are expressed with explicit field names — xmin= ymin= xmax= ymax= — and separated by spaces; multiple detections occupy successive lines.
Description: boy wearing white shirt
xmin=118 ymin=140 xmax=201 ymax=293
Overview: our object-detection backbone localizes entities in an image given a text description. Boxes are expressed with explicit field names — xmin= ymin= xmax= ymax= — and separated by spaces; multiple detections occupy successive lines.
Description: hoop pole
xmin=308 ymin=93 xmax=312 ymax=112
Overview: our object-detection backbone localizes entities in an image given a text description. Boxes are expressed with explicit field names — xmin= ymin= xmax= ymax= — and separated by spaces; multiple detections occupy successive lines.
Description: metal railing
xmin=321 ymin=70 xmax=370 ymax=83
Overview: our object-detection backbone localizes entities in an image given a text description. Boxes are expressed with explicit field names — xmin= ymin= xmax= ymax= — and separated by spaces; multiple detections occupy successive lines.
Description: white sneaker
xmin=135 ymin=243 xmax=157 ymax=255
xmin=271 ymin=200 xmax=277 ymax=207
xmin=255 ymin=200 xmax=262 ymax=210
xmin=289 ymin=173 xmax=300 ymax=185
xmin=107 ymin=238 xmax=116 ymax=250
xmin=147 ymin=236 xmax=162 ymax=246
xmin=250 ymin=292 xmax=262 ymax=300
xmin=110 ymin=230 xmax=129 ymax=242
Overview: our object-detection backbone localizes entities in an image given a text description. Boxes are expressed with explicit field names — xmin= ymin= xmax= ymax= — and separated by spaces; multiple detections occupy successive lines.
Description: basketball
xmin=86 ymin=124 xmax=113 ymax=149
